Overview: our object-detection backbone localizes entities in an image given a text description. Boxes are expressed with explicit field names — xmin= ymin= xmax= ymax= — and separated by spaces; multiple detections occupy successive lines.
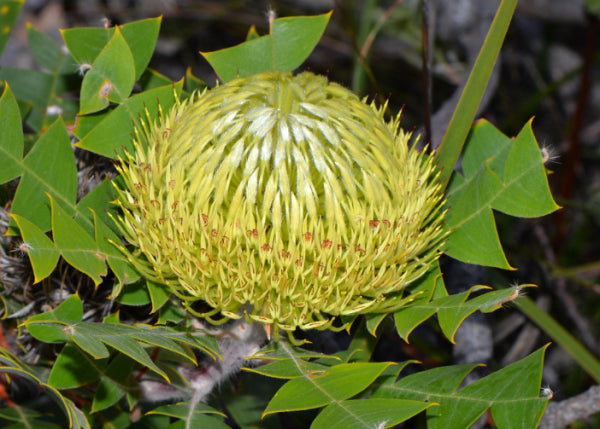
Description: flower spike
xmin=114 ymin=70 xmax=447 ymax=337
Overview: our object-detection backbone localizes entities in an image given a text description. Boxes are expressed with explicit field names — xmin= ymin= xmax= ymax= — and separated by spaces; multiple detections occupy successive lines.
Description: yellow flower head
xmin=114 ymin=70 xmax=446 ymax=338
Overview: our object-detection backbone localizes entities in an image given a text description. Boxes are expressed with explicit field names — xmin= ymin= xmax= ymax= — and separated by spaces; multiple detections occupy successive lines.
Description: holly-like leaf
xmin=445 ymin=119 xmax=560 ymax=268
xmin=147 ymin=403 xmax=228 ymax=428
xmin=78 ymin=26 xmax=135 ymax=114
xmin=372 ymin=346 xmax=549 ymax=429
xmin=0 ymin=346 xmax=90 ymax=429
xmin=311 ymin=398 xmax=433 ymax=429
xmin=263 ymin=361 xmax=394 ymax=415
xmin=9 ymin=118 xmax=77 ymax=233
xmin=23 ymin=295 xmax=83 ymax=344
xmin=74 ymin=179 xmax=117 ymax=234
xmin=394 ymin=283 xmax=529 ymax=343
xmin=49 ymin=194 xmax=107 ymax=285
xmin=10 ymin=202 xmax=141 ymax=287
xmin=147 ymin=280 xmax=172 ymax=313
xmin=74 ymin=81 xmax=183 ymax=158
xmin=61 ymin=17 xmax=161 ymax=81
xmin=91 ymin=353 xmax=135 ymax=413
xmin=245 ymin=359 xmax=330 ymax=380
xmin=3 ymin=81 xmax=167 ymax=285
xmin=23 ymin=296 xmax=220 ymax=382
xmin=1 ymin=106 xmax=76 ymax=236
xmin=252 ymin=340 xmax=340 ymax=363
xmin=93 ymin=209 xmax=141 ymax=288
xmin=201 ymin=12 xmax=331 ymax=82
xmin=48 ymin=343 xmax=107 ymax=389
xmin=8 ymin=214 xmax=59 ymax=282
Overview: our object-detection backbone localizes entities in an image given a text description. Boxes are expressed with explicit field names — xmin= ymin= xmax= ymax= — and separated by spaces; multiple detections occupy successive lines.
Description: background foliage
xmin=1 ymin=0 xmax=597 ymax=427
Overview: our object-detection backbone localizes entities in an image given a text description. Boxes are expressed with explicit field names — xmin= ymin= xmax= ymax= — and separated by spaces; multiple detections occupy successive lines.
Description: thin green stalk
xmin=351 ymin=0 xmax=376 ymax=92
xmin=515 ymin=296 xmax=600 ymax=384
xmin=434 ymin=0 xmax=518 ymax=186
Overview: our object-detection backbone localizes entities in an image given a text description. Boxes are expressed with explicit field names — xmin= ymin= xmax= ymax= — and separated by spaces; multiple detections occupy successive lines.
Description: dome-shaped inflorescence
xmin=114 ymin=70 xmax=447 ymax=338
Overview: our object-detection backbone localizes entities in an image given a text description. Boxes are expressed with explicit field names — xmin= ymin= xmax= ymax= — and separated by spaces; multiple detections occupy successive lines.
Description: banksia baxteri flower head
xmin=114 ymin=70 xmax=447 ymax=339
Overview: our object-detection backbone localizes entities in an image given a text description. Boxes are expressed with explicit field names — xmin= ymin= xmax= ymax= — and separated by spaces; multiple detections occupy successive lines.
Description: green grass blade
xmin=434 ymin=0 xmax=518 ymax=186
xmin=515 ymin=296 xmax=600 ymax=384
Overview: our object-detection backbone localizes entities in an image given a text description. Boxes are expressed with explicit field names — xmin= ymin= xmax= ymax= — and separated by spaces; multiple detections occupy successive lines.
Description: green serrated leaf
xmin=49 ymin=194 xmax=107 ymax=285
xmin=158 ymin=300 xmax=186 ymax=324
xmin=79 ymin=26 xmax=135 ymax=114
xmin=147 ymin=403 xmax=228 ymax=428
xmin=461 ymin=119 xmax=510 ymax=178
xmin=93 ymin=208 xmax=140 ymax=287
xmin=493 ymin=120 xmax=560 ymax=216
xmin=445 ymin=119 xmax=559 ymax=268
xmin=8 ymin=117 xmax=77 ymax=234
xmin=393 ymin=283 xmax=520 ymax=343
xmin=69 ymin=329 xmax=110 ymax=359
xmin=48 ymin=343 xmax=106 ymax=388
xmin=446 ymin=166 xmax=510 ymax=269
xmin=372 ymin=346 xmax=549 ymax=429
xmin=345 ymin=321 xmax=381 ymax=363
xmin=0 ymin=84 xmax=24 ymax=183
xmin=47 ymin=387 xmax=90 ymax=429
xmin=393 ymin=264 xmax=445 ymax=341
xmin=116 ymin=279 xmax=151 ymax=306
xmin=0 ymin=343 xmax=90 ymax=428
xmin=118 ymin=17 xmax=162 ymax=79
xmin=398 ymin=285 xmax=484 ymax=343
xmin=132 ymin=325 xmax=197 ymax=364
xmin=435 ymin=285 xmax=491 ymax=342
xmin=75 ymin=178 xmax=117 ymax=235
xmin=252 ymin=341 xmax=339 ymax=363
xmin=147 ymin=280 xmax=171 ymax=312
xmin=245 ymin=359 xmax=329 ymax=380
xmin=201 ymin=12 xmax=331 ymax=82
xmin=22 ymin=295 xmax=83 ymax=343
xmin=9 ymin=214 xmax=60 ymax=282
xmin=74 ymin=81 xmax=183 ymax=158
xmin=92 ymin=353 xmax=135 ymax=412
xmin=60 ymin=27 xmax=110 ymax=66
xmin=162 ymin=328 xmax=220 ymax=361
xmin=312 ymin=398 xmax=432 ymax=429
xmin=51 ymin=294 xmax=84 ymax=321
xmin=72 ymin=323 xmax=168 ymax=380
xmin=61 ymin=17 xmax=161 ymax=81
xmin=8 ymin=119 xmax=75 ymax=233
xmin=0 ymin=0 xmax=23 ymax=58
xmin=263 ymin=362 xmax=393 ymax=415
